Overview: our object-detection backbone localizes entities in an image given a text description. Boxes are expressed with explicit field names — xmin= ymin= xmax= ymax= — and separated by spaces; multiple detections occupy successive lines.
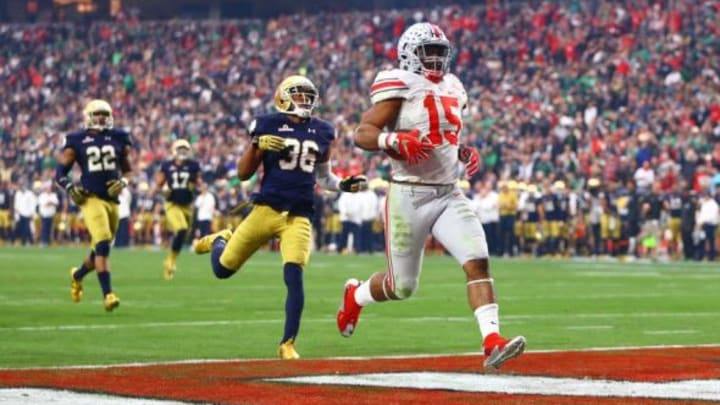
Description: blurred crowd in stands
xmin=0 ymin=0 xmax=719 ymax=260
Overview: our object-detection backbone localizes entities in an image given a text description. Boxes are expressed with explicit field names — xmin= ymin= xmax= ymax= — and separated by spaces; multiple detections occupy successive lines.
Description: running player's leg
xmin=210 ymin=205 xmax=278 ymax=279
xmin=163 ymin=202 xmax=190 ymax=279
xmin=69 ymin=250 xmax=95 ymax=303
xmin=432 ymin=189 xmax=525 ymax=369
xmin=82 ymin=198 xmax=119 ymax=311
xmin=338 ymin=184 xmax=436 ymax=337
xmin=276 ymin=215 xmax=312 ymax=359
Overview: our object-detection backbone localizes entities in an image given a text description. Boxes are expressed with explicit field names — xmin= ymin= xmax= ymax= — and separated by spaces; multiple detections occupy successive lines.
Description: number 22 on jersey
xmin=86 ymin=145 xmax=117 ymax=172
xmin=423 ymin=95 xmax=461 ymax=146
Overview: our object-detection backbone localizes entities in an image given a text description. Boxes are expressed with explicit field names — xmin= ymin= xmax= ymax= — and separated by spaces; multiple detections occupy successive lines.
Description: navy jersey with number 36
xmin=63 ymin=129 xmax=132 ymax=201
xmin=250 ymin=113 xmax=335 ymax=217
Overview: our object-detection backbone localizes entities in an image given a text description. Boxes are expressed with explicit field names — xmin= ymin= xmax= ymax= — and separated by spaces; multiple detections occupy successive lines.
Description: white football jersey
xmin=370 ymin=68 xmax=468 ymax=185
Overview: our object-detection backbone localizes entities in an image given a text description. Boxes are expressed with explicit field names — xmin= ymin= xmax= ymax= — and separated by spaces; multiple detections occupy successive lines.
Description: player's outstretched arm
xmin=238 ymin=142 xmax=264 ymax=180
xmin=315 ymin=155 xmax=368 ymax=193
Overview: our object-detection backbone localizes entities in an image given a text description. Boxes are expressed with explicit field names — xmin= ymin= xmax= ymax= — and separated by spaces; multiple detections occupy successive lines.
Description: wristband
xmin=377 ymin=132 xmax=395 ymax=150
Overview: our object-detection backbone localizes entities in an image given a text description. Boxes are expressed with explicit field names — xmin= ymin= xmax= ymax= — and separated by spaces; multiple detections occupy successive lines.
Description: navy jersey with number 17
xmin=160 ymin=159 xmax=200 ymax=205
xmin=63 ymin=129 xmax=132 ymax=202
xmin=249 ymin=113 xmax=335 ymax=218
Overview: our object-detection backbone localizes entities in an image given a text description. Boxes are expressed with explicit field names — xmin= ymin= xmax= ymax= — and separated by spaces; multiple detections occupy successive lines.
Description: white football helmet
xmin=398 ymin=22 xmax=452 ymax=81
xmin=273 ymin=75 xmax=318 ymax=119
xmin=172 ymin=139 xmax=192 ymax=161
xmin=83 ymin=99 xmax=114 ymax=131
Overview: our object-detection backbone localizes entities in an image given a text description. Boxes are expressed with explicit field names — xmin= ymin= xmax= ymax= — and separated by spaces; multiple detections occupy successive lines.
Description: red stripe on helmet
xmin=430 ymin=24 xmax=442 ymax=38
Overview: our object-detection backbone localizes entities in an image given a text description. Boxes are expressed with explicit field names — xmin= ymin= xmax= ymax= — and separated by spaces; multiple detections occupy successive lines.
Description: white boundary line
xmin=267 ymin=373 xmax=720 ymax=401
xmin=1 ymin=343 xmax=719 ymax=371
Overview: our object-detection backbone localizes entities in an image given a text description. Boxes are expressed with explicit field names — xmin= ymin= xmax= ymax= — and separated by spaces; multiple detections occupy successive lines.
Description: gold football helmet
xmin=273 ymin=75 xmax=318 ymax=119
xmin=172 ymin=139 xmax=192 ymax=161
xmin=83 ymin=99 xmax=113 ymax=131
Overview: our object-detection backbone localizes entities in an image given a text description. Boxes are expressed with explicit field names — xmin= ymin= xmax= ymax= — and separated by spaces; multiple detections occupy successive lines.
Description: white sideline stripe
xmin=267 ymin=372 xmax=720 ymax=401
xmin=2 ymin=311 xmax=718 ymax=333
xmin=0 ymin=388 xmax=198 ymax=405
xmin=644 ymin=330 xmax=698 ymax=335
xmin=2 ymin=343 xmax=719 ymax=371
xmin=564 ymin=325 xmax=614 ymax=330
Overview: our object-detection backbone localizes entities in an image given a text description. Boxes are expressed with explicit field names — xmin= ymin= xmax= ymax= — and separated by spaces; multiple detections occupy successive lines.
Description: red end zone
xmin=1 ymin=346 xmax=719 ymax=405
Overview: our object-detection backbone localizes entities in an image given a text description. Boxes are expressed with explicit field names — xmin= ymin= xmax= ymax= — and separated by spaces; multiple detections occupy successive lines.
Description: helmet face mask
xmin=286 ymin=85 xmax=317 ymax=117
xmin=83 ymin=99 xmax=114 ymax=131
xmin=415 ymin=43 xmax=451 ymax=79
xmin=398 ymin=23 xmax=452 ymax=81
xmin=274 ymin=76 xmax=318 ymax=119
xmin=172 ymin=139 xmax=192 ymax=161
xmin=174 ymin=147 xmax=190 ymax=161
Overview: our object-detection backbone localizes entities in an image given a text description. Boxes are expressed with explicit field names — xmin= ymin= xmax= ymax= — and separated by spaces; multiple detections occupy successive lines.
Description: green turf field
xmin=0 ymin=247 xmax=718 ymax=368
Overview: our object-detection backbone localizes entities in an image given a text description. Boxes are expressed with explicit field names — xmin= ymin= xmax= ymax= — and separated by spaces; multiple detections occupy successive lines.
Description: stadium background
xmin=0 ymin=0 xmax=719 ymax=260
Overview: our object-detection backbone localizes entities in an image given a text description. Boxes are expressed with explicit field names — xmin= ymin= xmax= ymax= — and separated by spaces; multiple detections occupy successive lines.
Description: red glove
xmin=380 ymin=130 xmax=434 ymax=165
xmin=458 ymin=144 xmax=480 ymax=177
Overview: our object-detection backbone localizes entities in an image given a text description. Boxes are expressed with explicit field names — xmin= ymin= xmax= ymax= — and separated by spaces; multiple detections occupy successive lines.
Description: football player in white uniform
xmin=336 ymin=22 xmax=525 ymax=369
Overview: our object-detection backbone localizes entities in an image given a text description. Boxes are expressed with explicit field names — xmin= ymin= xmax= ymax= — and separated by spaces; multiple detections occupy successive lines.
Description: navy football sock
xmin=171 ymin=230 xmax=187 ymax=254
xmin=74 ymin=263 xmax=91 ymax=280
xmin=281 ymin=263 xmax=304 ymax=343
xmin=74 ymin=251 xmax=96 ymax=280
xmin=97 ymin=271 xmax=112 ymax=296
xmin=210 ymin=237 xmax=234 ymax=279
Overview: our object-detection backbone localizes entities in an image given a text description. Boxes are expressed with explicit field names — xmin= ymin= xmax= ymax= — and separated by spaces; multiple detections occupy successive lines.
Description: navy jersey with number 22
xmin=63 ymin=129 xmax=132 ymax=201
xmin=250 ymin=113 xmax=335 ymax=218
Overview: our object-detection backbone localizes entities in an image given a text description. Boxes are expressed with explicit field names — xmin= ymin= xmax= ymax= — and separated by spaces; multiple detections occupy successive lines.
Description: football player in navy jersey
xmin=55 ymin=99 xmax=132 ymax=312
xmin=192 ymin=75 xmax=367 ymax=359
xmin=155 ymin=139 xmax=200 ymax=280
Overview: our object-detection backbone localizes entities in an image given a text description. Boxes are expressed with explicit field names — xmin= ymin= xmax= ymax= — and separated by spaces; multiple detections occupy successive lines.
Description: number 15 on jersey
xmin=423 ymin=95 xmax=462 ymax=146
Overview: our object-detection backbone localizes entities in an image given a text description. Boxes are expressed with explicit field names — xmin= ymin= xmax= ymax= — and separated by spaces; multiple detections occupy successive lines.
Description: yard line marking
xmin=268 ymin=373 xmax=720 ymax=401
xmin=644 ymin=330 xmax=698 ymax=335
xmin=1 ymin=343 xmax=719 ymax=371
xmin=1 ymin=311 xmax=718 ymax=332
xmin=564 ymin=325 xmax=614 ymax=330
xmin=7 ymin=292 xmax=710 ymax=305
xmin=0 ymin=319 xmax=285 ymax=332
